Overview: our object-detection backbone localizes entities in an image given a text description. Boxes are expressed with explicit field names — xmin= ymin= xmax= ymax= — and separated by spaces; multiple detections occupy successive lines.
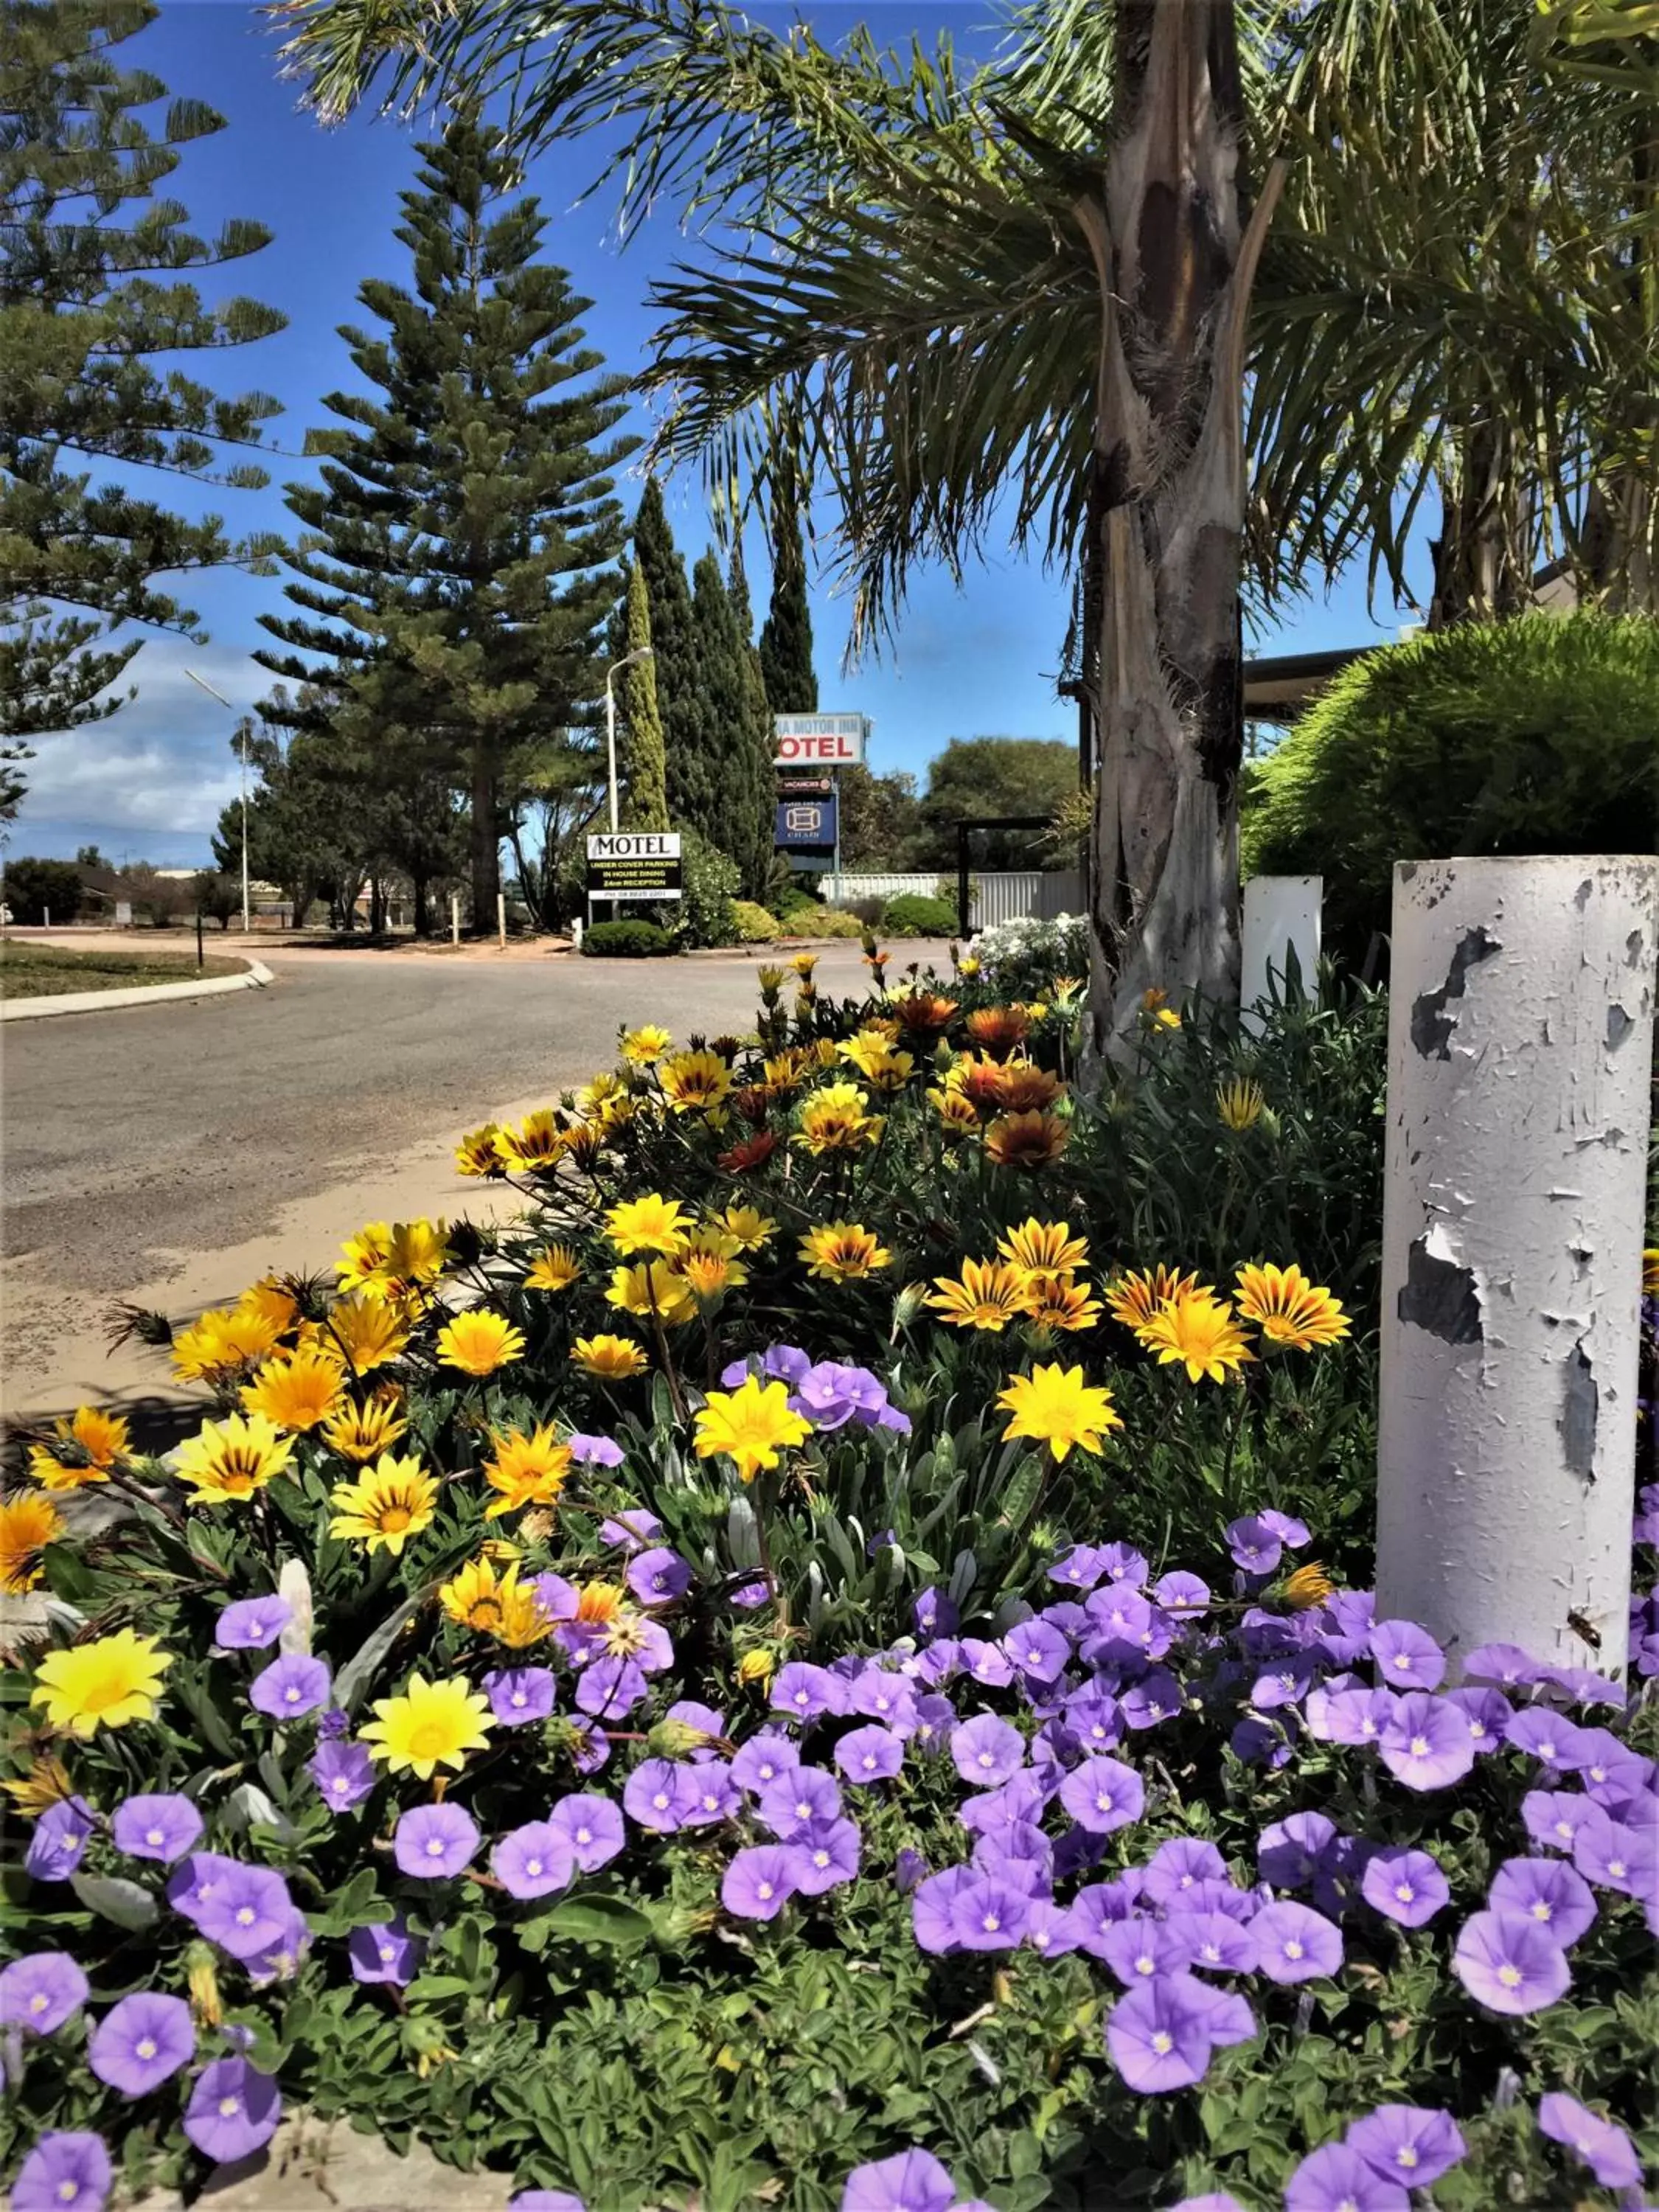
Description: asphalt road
xmin=1 ymin=941 xmax=907 ymax=1425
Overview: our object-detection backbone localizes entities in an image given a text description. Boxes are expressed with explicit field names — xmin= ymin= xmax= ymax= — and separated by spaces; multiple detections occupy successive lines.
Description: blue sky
xmin=16 ymin=0 xmax=1417 ymax=866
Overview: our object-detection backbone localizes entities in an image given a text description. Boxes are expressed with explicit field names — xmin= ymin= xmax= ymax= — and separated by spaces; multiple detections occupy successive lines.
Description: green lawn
xmin=0 ymin=940 xmax=245 ymax=1001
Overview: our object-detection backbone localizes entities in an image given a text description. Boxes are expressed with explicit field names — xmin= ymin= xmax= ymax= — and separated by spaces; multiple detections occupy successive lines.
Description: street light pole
xmin=604 ymin=647 xmax=654 ymax=835
xmin=186 ymin=669 xmax=249 ymax=933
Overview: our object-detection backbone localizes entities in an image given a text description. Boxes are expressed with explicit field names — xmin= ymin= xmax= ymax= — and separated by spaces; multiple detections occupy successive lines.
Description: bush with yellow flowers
xmin=3 ymin=947 xmax=1655 ymax=2212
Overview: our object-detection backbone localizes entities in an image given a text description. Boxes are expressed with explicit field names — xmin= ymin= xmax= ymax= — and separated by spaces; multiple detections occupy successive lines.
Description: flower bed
xmin=3 ymin=950 xmax=1655 ymax=2211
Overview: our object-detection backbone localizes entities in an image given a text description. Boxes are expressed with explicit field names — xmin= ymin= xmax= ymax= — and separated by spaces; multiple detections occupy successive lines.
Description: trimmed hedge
xmin=882 ymin=891 xmax=959 ymax=936
xmin=580 ymin=918 xmax=678 ymax=958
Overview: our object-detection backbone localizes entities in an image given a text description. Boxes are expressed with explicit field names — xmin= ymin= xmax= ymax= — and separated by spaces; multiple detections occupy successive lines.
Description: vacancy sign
xmin=773 ymin=712 xmax=868 ymax=767
xmin=586 ymin=831 xmax=684 ymax=901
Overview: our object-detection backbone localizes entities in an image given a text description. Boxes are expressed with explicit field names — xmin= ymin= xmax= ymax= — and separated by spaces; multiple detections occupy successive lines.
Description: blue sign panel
xmin=775 ymin=794 xmax=838 ymax=850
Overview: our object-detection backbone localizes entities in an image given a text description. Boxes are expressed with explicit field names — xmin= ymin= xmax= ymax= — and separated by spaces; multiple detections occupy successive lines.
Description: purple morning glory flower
xmin=665 ymin=1701 xmax=724 ymax=1753
xmin=1059 ymin=1755 xmax=1144 ymax=1835
xmin=1049 ymin=1543 xmax=1110 ymax=1591
xmin=248 ymin=1652 xmax=331 ymax=1722
xmin=1064 ymin=1877 xmax=1139 ymax=1958
xmin=309 ymin=1739 xmax=375 ymax=1812
xmin=0 ymin=1952 xmax=88 ymax=2034
xmin=959 ymin=1638 xmax=1016 ymax=1689
xmin=1106 ymin=1972 xmax=1215 ymax=2092
xmin=1004 ymin=1618 xmax=1071 ymax=1683
xmin=492 ymin=1820 xmax=576 ymax=1900
xmin=1096 ymin=1916 xmax=1194 ymax=1986
xmin=393 ymin=1802 xmax=479 ymax=1880
xmin=948 ymin=1876 xmax=1031 ymax=1951
xmin=772 ymin=1662 xmax=849 ymax=1723
xmin=835 ymin=1725 xmax=905 ymax=1784
xmin=1258 ymin=1812 xmax=1338 ymax=1889
xmin=722 ymin=1843 xmax=801 ymax=1921
xmin=627 ymin=1546 xmax=692 ymax=1605
xmin=1572 ymin=1804 xmax=1656 ymax=1896
xmin=566 ymin=1717 xmax=610 ymax=1773
xmin=759 ymin=1764 xmax=842 ymax=1838
xmin=484 ymin=1666 xmax=557 ymax=1728
xmin=1537 ymin=2093 xmax=1643 ymax=2188
xmin=574 ymin=1655 xmax=649 ymax=1721
xmin=793 ymin=1816 xmax=860 ymax=1895
xmin=1225 ymin=1515 xmax=1283 ymax=1574
xmin=1120 ymin=1671 xmax=1183 ymax=1730
xmin=1023 ymin=1898 xmax=1082 ymax=1958
xmin=679 ymin=1764 xmax=741 ymax=1827
xmin=509 ymin=2194 xmax=588 ymax=2212
xmin=87 ymin=1991 xmax=195 ymax=2097
xmin=25 ymin=1795 xmax=95 ymax=1882
xmin=1173 ymin=1910 xmax=1257 ymax=1974
xmin=1154 ymin=1570 xmax=1211 ymax=1615
xmin=1464 ymin=1641 xmax=1540 ymax=1689
xmin=1259 ymin=1509 xmax=1310 ymax=1549
xmin=1453 ymin=1909 xmax=1571 ymax=2015
xmin=1522 ymin=1788 xmax=1596 ymax=1854
xmin=1574 ymin=1728 xmax=1652 ymax=1808
xmin=849 ymin=1669 xmax=918 ymax=1730
xmin=911 ymin=1865 xmax=978 ymax=1954
xmin=568 ymin=1431 xmax=625 ymax=1468
xmin=1361 ymin=1847 xmax=1450 ymax=1927
xmin=169 ymin=1856 xmax=297 ymax=1961
xmin=731 ymin=1733 xmax=799 ymax=1795
xmin=1346 ymin=2105 xmax=1467 ymax=2188
xmin=1308 ymin=1686 xmax=1395 ymax=1746
xmin=1284 ymin=2141 xmax=1409 ymax=2211
xmin=1169 ymin=2199 xmax=1244 ymax=2212
xmin=950 ymin=1712 xmax=1026 ymax=1787
xmin=547 ymin=1793 xmax=625 ymax=1872
xmin=111 ymin=1792 xmax=203 ymax=1864
xmin=1486 ymin=1856 xmax=1598 ymax=1944
xmin=1444 ymin=1685 xmax=1512 ymax=1751
xmin=1506 ymin=1708 xmax=1589 ymax=1769
xmin=597 ymin=1509 xmax=660 ymax=1551
xmin=728 ymin=1573 xmax=772 ymax=1610
xmin=10 ymin=2133 xmax=111 ymax=2212
xmin=623 ymin=1758 xmax=692 ymax=1833
xmin=1064 ymin=1688 xmax=1123 ymax=1753
xmin=1251 ymin=1900 xmax=1343 ymax=1983
xmin=894 ymin=1847 xmax=928 ymax=1895
xmin=214 ymin=1595 xmax=293 ymax=1651
xmin=181 ymin=2056 xmax=281 ymax=2162
xmin=1379 ymin=1692 xmax=1475 ymax=1790
xmin=839 ymin=2147 xmax=956 ymax=2212
xmin=347 ymin=1919 xmax=422 ymax=1985
xmin=912 ymin=1586 xmax=957 ymax=1639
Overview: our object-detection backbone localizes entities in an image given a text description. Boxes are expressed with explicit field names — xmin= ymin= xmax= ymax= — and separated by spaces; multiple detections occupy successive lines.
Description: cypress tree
xmin=727 ymin=547 xmax=781 ymax=898
xmin=0 ymin=0 xmax=284 ymax=810
xmin=633 ymin=478 xmax=707 ymax=831
xmin=256 ymin=111 xmax=634 ymax=922
xmin=689 ymin=550 xmax=746 ymax=866
xmin=619 ymin=559 xmax=668 ymax=832
xmin=758 ymin=493 xmax=818 ymax=713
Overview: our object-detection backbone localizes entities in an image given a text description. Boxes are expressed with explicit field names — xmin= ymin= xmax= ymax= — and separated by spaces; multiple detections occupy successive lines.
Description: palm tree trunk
xmin=1426 ymin=416 xmax=1530 ymax=630
xmin=1085 ymin=0 xmax=1281 ymax=1053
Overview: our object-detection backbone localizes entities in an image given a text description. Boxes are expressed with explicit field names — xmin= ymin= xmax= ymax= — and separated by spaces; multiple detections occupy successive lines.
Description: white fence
xmin=820 ymin=870 xmax=1082 ymax=929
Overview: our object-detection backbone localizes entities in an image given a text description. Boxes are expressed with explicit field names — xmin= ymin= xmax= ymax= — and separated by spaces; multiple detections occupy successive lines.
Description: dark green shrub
xmin=581 ymin=918 xmax=678 ymax=958
xmin=806 ymin=907 xmax=866 ymax=938
xmin=881 ymin=889 xmax=958 ymax=936
xmin=1243 ymin=611 xmax=1659 ymax=961
xmin=1 ymin=856 xmax=84 ymax=925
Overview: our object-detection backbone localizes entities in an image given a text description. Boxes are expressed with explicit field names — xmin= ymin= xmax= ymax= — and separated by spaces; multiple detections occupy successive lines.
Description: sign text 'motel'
xmin=585 ymin=831 xmax=684 ymax=902
xmin=773 ymin=712 xmax=869 ymax=768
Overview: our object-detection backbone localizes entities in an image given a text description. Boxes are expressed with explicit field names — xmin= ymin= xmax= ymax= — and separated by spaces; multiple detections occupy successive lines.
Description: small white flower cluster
xmin=970 ymin=911 xmax=1090 ymax=996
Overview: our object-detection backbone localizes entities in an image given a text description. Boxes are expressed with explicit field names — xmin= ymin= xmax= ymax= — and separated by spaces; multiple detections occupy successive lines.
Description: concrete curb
xmin=1 ymin=956 xmax=274 ymax=1022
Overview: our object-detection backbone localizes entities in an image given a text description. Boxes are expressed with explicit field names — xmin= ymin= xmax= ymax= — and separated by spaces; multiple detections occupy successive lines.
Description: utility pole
xmin=605 ymin=647 xmax=654 ymax=834
xmin=186 ymin=669 xmax=249 ymax=933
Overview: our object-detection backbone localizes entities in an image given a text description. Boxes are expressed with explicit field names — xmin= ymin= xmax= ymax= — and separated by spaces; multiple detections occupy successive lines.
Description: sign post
xmin=774 ymin=715 xmax=869 ymax=898
xmin=586 ymin=831 xmax=684 ymax=906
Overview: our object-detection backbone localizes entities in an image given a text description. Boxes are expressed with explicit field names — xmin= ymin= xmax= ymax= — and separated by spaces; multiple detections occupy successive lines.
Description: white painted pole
xmin=605 ymin=646 xmax=653 ymax=836
xmin=240 ymin=718 xmax=251 ymax=934
xmin=1240 ymin=874 xmax=1322 ymax=1034
xmin=451 ymin=892 xmax=460 ymax=947
xmin=1376 ymin=855 xmax=1657 ymax=1677
xmin=495 ymin=891 xmax=507 ymax=950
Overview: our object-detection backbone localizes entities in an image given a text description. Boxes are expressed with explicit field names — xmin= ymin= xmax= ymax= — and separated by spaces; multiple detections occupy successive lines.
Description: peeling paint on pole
xmin=1376 ymin=855 xmax=1658 ymax=1678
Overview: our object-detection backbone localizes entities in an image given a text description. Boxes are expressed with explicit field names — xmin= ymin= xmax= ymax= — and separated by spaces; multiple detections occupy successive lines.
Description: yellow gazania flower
xmin=2 ymin=1754 xmax=77 ymax=1818
xmin=928 ymin=1086 xmax=982 ymax=1138
xmin=1102 ymin=1265 xmax=1211 ymax=1332
xmin=174 ymin=1413 xmax=296 ymax=1504
xmin=560 ymin=1121 xmax=610 ymax=1172
xmin=572 ymin=1332 xmax=650 ymax=1380
xmin=327 ymin=1294 xmax=411 ymax=1375
xmin=1282 ymin=1562 xmax=1335 ymax=1610
xmin=1150 ymin=1008 xmax=1182 ymax=1032
xmin=524 ymin=1243 xmax=583 ymax=1293
xmin=436 ymin=1310 xmax=526 ymax=1377
xmin=1234 ymin=1263 xmax=1352 ymax=1352
xmin=984 ymin=1110 xmax=1069 ymax=1168
xmin=1136 ymin=1292 xmax=1256 ymax=1384
xmin=337 ymin=1221 xmax=393 ymax=1293
xmin=1023 ymin=1272 xmax=1105 ymax=1334
xmin=360 ymin=1673 xmax=493 ymax=1779
xmin=339 ymin=1218 xmax=451 ymax=1300
xmin=27 ymin=1406 xmax=130 ymax=1492
xmin=735 ymin=1648 xmax=776 ymax=1687
xmin=956 ymin=953 xmax=981 ymax=979
xmin=605 ymin=1261 xmax=697 ymax=1329
xmin=574 ymin=1579 xmax=625 ymax=1627
xmin=996 ymin=1363 xmax=1124 ymax=1463
xmin=494 ymin=1109 xmax=568 ymax=1175
xmin=790 ymin=953 xmax=818 ymax=978
xmin=811 ymin=1037 xmax=841 ymax=1067
xmin=678 ymin=1250 xmax=747 ymax=1302
xmin=240 ymin=1348 xmax=346 ymax=1433
xmin=575 ymin=1071 xmax=624 ymax=1116
xmin=926 ymin=1259 xmax=1037 ymax=1332
xmin=694 ymin=1376 xmax=813 ymax=1484
xmin=1216 ymin=1077 xmax=1267 ymax=1132
xmin=318 ymin=1391 xmax=409 ymax=1463
xmin=237 ymin=1276 xmax=300 ymax=1336
xmin=1 ymin=1493 xmax=65 ymax=1593
xmin=998 ymin=1217 xmax=1091 ymax=1277
xmin=327 ymin=1454 xmax=439 ymax=1554
xmin=482 ymin=1424 xmax=572 ymax=1520
xmin=796 ymin=1082 xmax=884 ymax=1156
xmin=838 ymin=1031 xmax=915 ymax=1092
xmin=712 ymin=1205 xmax=777 ymax=1253
xmin=437 ymin=1555 xmax=552 ymax=1647
xmin=622 ymin=1023 xmax=673 ymax=1065
xmin=799 ymin=1222 xmax=893 ymax=1282
xmin=659 ymin=1050 xmax=732 ymax=1114
xmin=455 ymin=1123 xmax=505 ymax=1178
xmin=762 ymin=1048 xmax=810 ymax=1093
xmin=31 ymin=1630 xmax=171 ymax=1738
xmin=604 ymin=1193 xmax=693 ymax=1257
xmin=170 ymin=1303 xmax=285 ymax=1383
